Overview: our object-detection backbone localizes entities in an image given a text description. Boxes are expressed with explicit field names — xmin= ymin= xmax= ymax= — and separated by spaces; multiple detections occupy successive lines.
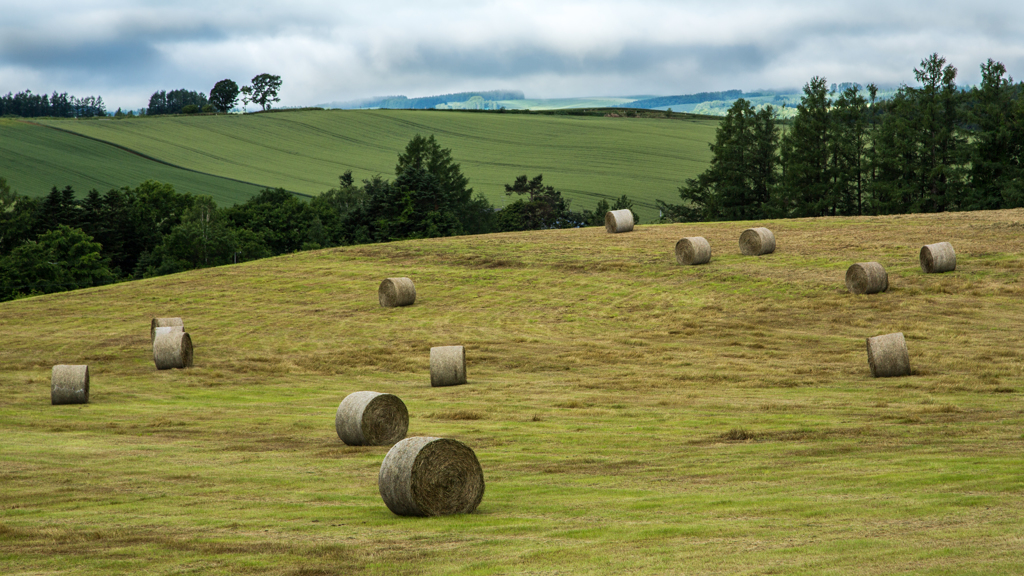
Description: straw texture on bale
xmin=335 ymin=391 xmax=409 ymax=446
xmin=675 ymin=237 xmax=712 ymax=265
xmin=866 ymin=332 xmax=911 ymax=378
xmin=739 ymin=227 xmax=776 ymax=256
xmin=430 ymin=345 xmax=466 ymax=387
xmin=151 ymin=317 xmax=184 ymax=342
xmin=604 ymin=209 xmax=634 ymax=234
xmin=153 ymin=326 xmax=184 ymax=340
xmin=51 ymin=365 xmax=89 ymax=405
xmin=153 ymin=331 xmax=193 ymax=370
xmin=846 ymin=262 xmax=889 ymax=294
xmin=920 ymin=242 xmax=956 ymax=273
xmin=378 ymin=436 xmax=485 ymax=517
xmin=379 ymin=277 xmax=417 ymax=307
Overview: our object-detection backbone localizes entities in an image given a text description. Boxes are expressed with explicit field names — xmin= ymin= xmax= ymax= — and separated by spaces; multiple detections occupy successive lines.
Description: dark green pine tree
xmin=659 ymin=99 xmax=778 ymax=222
xmin=965 ymin=59 xmax=1024 ymax=209
xmin=830 ymin=86 xmax=870 ymax=216
xmin=778 ymin=77 xmax=832 ymax=217
xmin=911 ymin=53 xmax=967 ymax=212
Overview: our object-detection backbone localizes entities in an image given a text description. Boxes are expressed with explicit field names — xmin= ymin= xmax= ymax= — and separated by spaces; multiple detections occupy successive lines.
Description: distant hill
xmin=321 ymin=90 xmax=525 ymax=110
xmin=18 ymin=109 xmax=719 ymax=222
xmin=617 ymin=90 xmax=769 ymax=110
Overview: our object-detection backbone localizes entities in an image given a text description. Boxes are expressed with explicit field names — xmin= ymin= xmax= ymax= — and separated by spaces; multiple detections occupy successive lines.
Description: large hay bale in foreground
xmin=335 ymin=391 xmax=409 ymax=446
xmin=378 ymin=436 xmax=485 ymax=516
xmin=846 ymin=262 xmax=889 ymax=294
xmin=51 ymin=365 xmax=89 ymax=405
xmin=151 ymin=318 xmax=184 ymax=342
xmin=866 ymin=332 xmax=911 ymax=378
xmin=430 ymin=345 xmax=466 ymax=387
xmin=604 ymin=209 xmax=634 ymax=234
xmin=675 ymin=237 xmax=711 ymax=265
xmin=739 ymin=227 xmax=776 ymax=256
xmin=153 ymin=331 xmax=194 ymax=370
xmin=920 ymin=242 xmax=956 ymax=273
xmin=379 ymin=277 xmax=417 ymax=307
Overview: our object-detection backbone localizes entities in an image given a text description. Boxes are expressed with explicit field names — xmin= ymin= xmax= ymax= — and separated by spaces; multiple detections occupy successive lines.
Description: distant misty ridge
xmin=312 ymin=85 xmax=886 ymax=116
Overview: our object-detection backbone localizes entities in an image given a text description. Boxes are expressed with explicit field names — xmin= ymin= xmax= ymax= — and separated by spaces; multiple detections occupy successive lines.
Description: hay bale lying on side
xmin=866 ymin=332 xmax=911 ymax=378
xmin=378 ymin=436 xmax=485 ymax=516
xmin=739 ymin=227 xmax=776 ymax=256
xmin=675 ymin=237 xmax=711 ymax=265
xmin=151 ymin=318 xmax=184 ymax=342
xmin=920 ymin=242 xmax=956 ymax=273
xmin=153 ymin=331 xmax=193 ymax=370
xmin=846 ymin=262 xmax=888 ymax=294
xmin=604 ymin=209 xmax=634 ymax=234
xmin=336 ymin=391 xmax=409 ymax=446
xmin=379 ymin=277 xmax=417 ymax=307
xmin=430 ymin=345 xmax=466 ymax=387
xmin=51 ymin=365 xmax=89 ymax=405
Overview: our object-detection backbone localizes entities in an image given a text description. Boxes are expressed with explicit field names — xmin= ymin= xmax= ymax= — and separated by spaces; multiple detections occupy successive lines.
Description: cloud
xmin=1 ymin=0 xmax=1023 ymax=109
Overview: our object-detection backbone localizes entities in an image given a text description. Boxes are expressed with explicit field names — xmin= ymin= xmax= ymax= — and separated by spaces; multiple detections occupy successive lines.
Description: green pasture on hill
xmin=21 ymin=110 xmax=719 ymax=221
xmin=0 ymin=119 xmax=266 ymax=205
xmin=2 ymin=210 xmax=1024 ymax=575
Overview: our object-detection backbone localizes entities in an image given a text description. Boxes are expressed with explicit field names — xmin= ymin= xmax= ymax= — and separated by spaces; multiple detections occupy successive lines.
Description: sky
xmin=2 ymin=0 xmax=1024 ymax=111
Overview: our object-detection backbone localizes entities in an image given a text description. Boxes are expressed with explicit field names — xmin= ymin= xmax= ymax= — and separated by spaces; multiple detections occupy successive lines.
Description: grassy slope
xmin=2 ymin=210 xmax=1024 ymax=574
xmin=0 ymin=119 xmax=266 ymax=205
xmin=30 ymin=110 xmax=718 ymax=221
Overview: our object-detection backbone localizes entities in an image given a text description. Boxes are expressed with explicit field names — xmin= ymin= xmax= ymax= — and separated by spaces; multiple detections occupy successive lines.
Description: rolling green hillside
xmin=2 ymin=210 xmax=1023 ymax=574
xmin=22 ymin=110 xmax=719 ymax=221
xmin=0 ymin=119 xmax=267 ymax=205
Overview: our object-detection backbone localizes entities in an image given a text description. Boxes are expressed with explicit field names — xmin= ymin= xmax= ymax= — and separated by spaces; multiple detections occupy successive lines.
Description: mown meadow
xmin=2 ymin=210 xmax=1023 ymax=575
xmin=13 ymin=110 xmax=720 ymax=222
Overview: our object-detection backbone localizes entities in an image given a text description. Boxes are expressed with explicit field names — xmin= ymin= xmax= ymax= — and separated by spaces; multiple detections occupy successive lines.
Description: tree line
xmin=0 ymin=134 xmax=633 ymax=302
xmin=659 ymin=54 xmax=1024 ymax=221
xmin=0 ymin=91 xmax=107 ymax=118
xmin=147 ymin=74 xmax=281 ymax=115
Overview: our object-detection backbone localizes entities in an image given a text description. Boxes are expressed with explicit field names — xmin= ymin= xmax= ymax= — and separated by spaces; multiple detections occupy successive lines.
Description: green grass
xmin=0 ymin=119 xmax=267 ymax=205
xmin=3 ymin=209 xmax=1024 ymax=574
xmin=23 ymin=109 xmax=719 ymax=221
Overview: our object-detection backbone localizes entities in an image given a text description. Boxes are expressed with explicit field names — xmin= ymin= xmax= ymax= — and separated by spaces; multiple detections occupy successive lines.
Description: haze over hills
xmin=313 ymin=85 xmax=883 ymax=118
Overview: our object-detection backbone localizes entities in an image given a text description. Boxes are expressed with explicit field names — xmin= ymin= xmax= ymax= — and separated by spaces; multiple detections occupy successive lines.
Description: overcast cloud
xmin=2 ymin=0 xmax=1023 ymax=110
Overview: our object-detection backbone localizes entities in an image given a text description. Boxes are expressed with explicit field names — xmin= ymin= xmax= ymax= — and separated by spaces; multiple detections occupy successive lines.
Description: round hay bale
xmin=51 ymin=365 xmax=89 ymax=405
xmin=430 ymin=345 xmax=466 ymax=387
xmin=153 ymin=331 xmax=193 ymax=370
xmin=379 ymin=277 xmax=417 ymax=307
xmin=739 ymin=227 xmax=776 ymax=256
xmin=846 ymin=262 xmax=889 ymax=294
xmin=866 ymin=332 xmax=911 ymax=378
xmin=151 ymin=317 xmax=184 ymax=342
xmin=920 ymin=242 xmax=956 ymax=273
xmin=604 ymin=209 xmax=634 ymax=234
xmin=378 ymin=436 xmax=485 ymax=516
xmin=335 ymin=391 xmax=409 ymax=446
xmin=675 ymin=237 xmax=711 ymax=265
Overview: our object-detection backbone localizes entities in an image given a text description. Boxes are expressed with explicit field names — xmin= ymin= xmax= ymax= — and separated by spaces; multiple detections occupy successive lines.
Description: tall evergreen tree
xmin=966 ymin=59 xmax=1024 ymax=209
xmin=830 ymin=86 xmax=870 ymax=215
xmin=778 ymin=77 xmax=832 ymax=217
xmin=659 ymin=99 xmax=778 ymax=221
xmin=912 ymin=53 xmax=966 ymax=212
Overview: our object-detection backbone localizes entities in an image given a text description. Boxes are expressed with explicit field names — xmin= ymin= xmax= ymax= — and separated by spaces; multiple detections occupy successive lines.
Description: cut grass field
xmin=21 ymin=110 xmax=719 ymax=222
xmin=0 ymin=119 xmax=267 ymax=205
xmin=2 ymin=209 xmax=1023 ymax=575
